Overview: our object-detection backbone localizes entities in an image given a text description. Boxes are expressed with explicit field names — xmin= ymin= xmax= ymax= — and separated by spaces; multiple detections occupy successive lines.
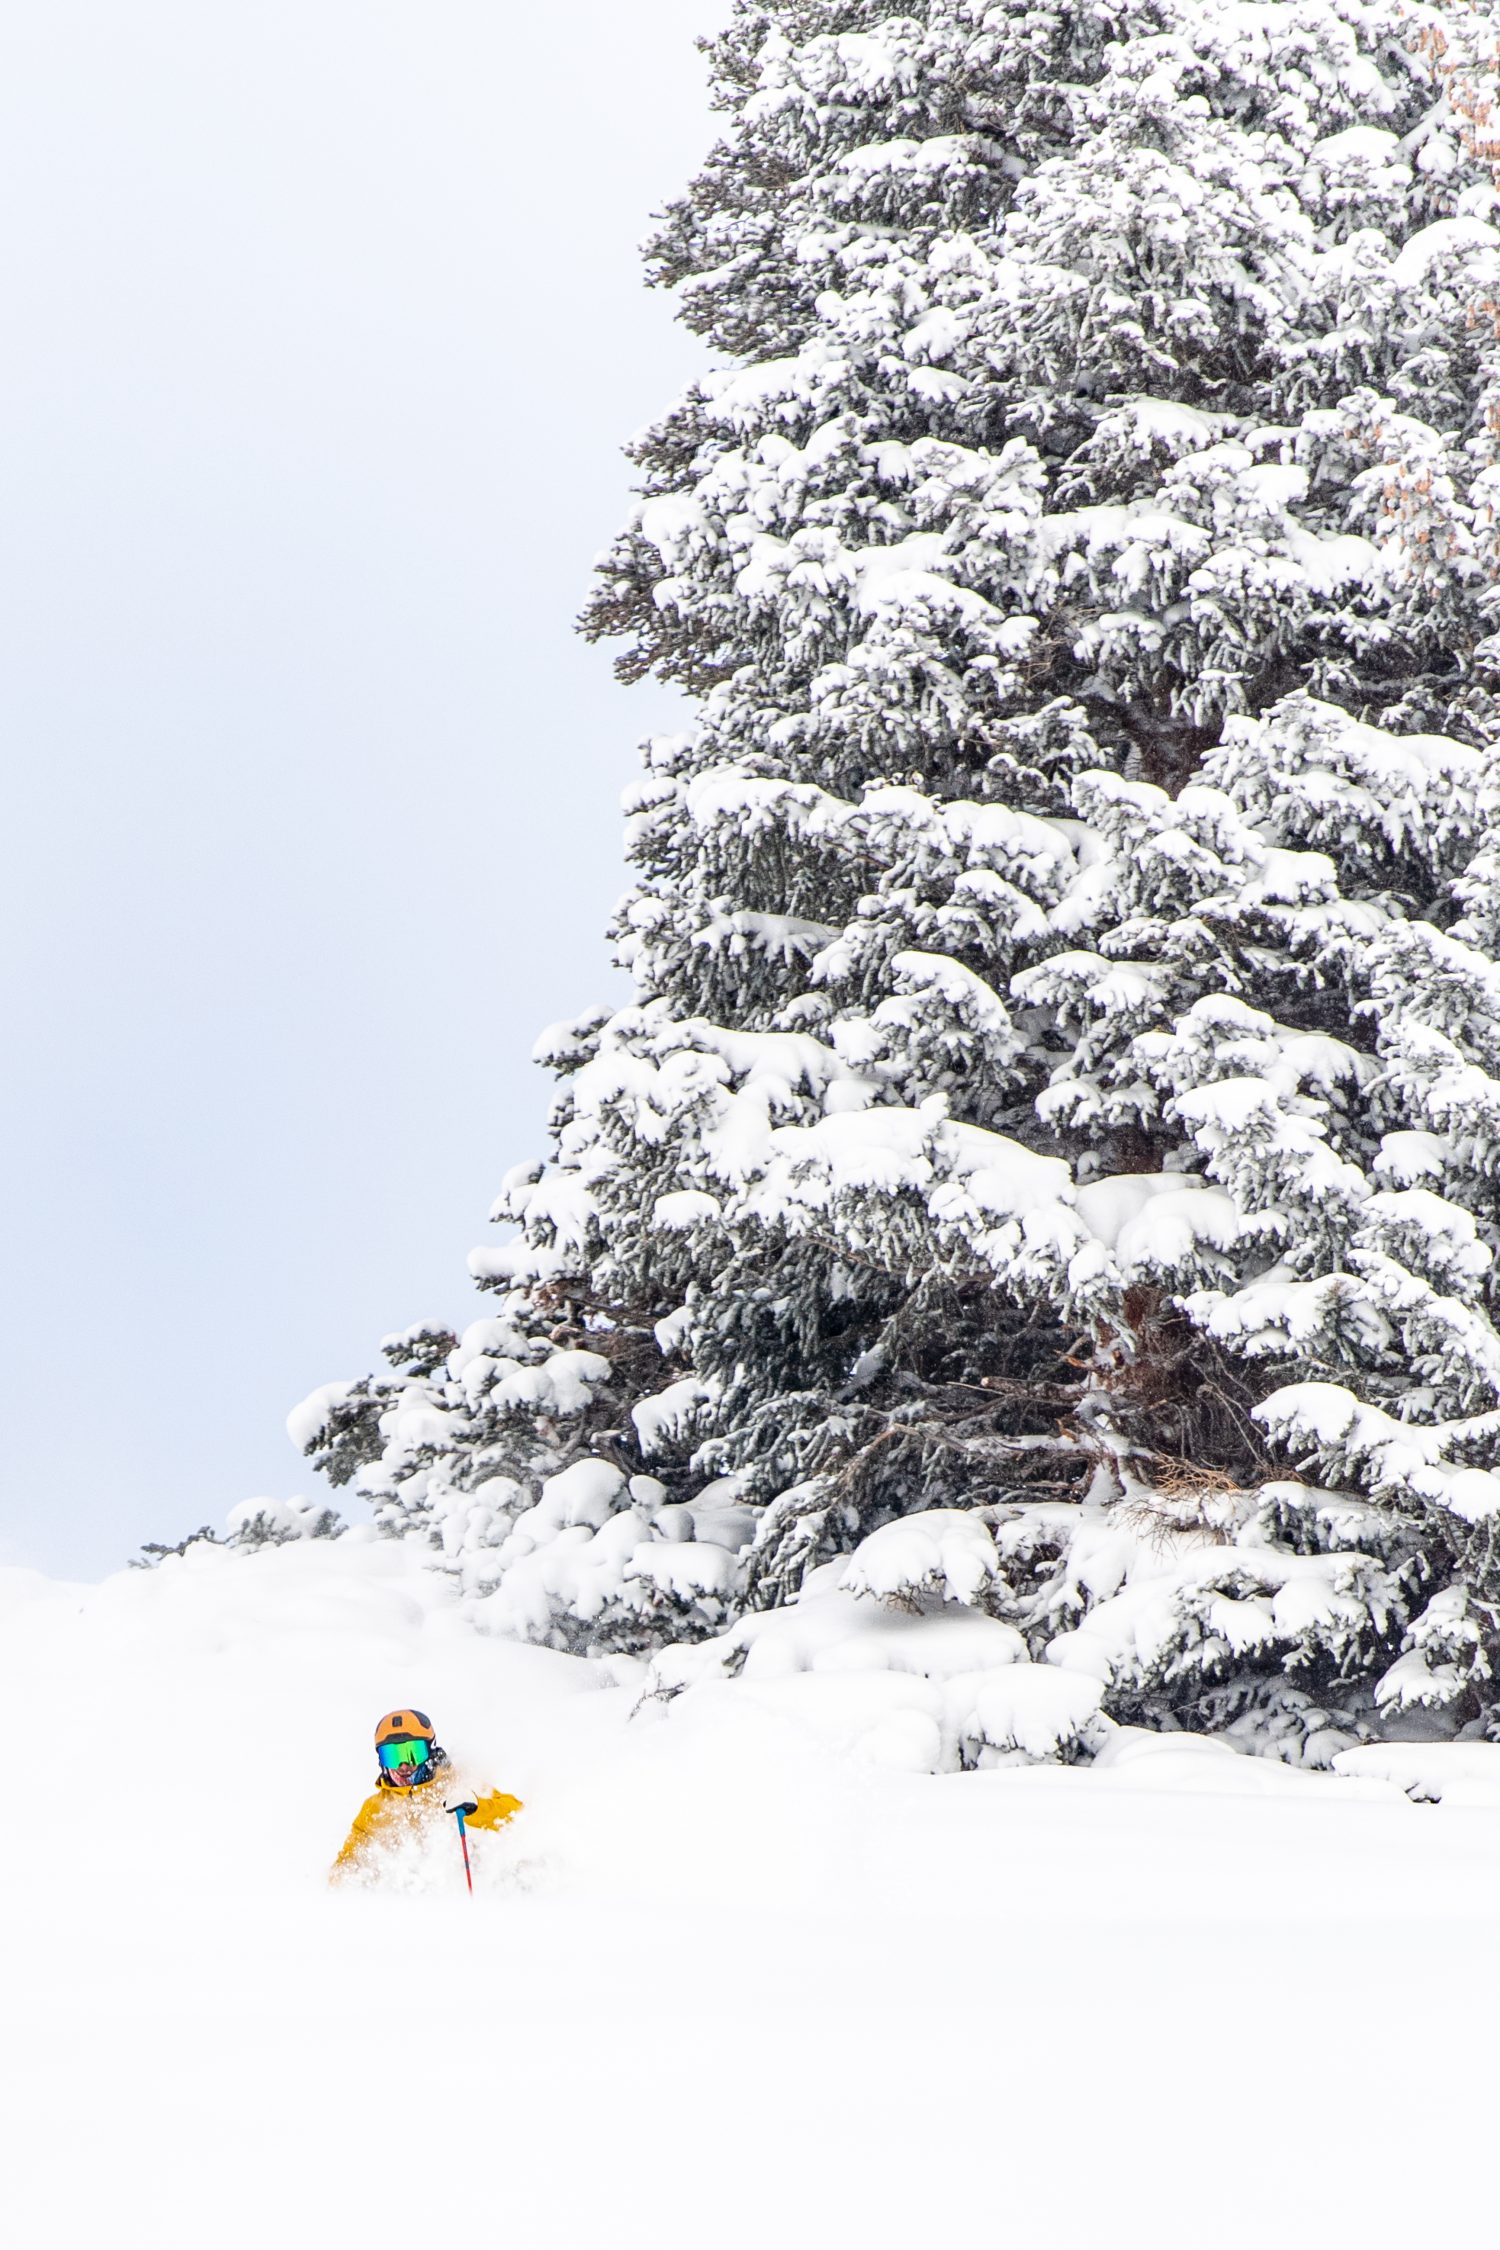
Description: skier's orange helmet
xmin=374 ymin=1709 xmax=435 ymax=1749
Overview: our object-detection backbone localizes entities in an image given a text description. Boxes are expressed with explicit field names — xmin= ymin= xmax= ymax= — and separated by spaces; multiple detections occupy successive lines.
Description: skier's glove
xmin=444 ymin=1793 xmax=479 ymax=1818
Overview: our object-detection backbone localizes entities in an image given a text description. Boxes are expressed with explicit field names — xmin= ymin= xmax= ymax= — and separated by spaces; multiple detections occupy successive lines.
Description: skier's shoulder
xmin=430 ymin=1767 xmax=522 ymax=1827
xmin=465 ymin=1781 xmax=524 ymax=1830
xmin=350 ymin=1785 xmax=397 ymax=1832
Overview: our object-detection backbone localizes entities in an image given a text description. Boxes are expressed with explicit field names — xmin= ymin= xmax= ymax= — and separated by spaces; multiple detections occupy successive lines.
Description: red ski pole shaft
xmin=454 ymin=1806 xmax=474 ymax=1895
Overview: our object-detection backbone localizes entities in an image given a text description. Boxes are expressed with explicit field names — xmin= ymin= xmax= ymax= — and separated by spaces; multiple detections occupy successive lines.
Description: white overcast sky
xmin=0 ymin=1 xmax=728 ymax=1577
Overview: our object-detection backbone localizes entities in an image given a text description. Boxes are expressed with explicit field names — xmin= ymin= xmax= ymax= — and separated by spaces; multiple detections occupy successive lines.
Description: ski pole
xmin=452 ymin=1804 xmax=474 ymax=1896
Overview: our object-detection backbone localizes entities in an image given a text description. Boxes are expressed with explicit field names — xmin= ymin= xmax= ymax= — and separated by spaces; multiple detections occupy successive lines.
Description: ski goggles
xmin=379 ymin=1738 xmax=432 ymax=1772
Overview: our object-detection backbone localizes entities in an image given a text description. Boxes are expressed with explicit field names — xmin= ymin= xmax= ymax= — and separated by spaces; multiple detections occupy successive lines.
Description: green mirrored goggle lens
xmin=379 ymin=1738 xmax=430 ymax=1770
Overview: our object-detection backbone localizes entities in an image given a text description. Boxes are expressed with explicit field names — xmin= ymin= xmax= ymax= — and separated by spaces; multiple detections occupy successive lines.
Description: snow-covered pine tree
xmin=293 ymin=0 xmax=1500 ymax=1760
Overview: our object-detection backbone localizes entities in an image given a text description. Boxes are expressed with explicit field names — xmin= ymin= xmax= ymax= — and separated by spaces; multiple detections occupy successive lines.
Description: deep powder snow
xmin=7 ymin=1534 xmax=1500 ymax=2247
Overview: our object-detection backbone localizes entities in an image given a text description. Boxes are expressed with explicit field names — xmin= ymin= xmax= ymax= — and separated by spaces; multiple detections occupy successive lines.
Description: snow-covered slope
xmin=8 ymin=1534 xmax=1500 ymax=2246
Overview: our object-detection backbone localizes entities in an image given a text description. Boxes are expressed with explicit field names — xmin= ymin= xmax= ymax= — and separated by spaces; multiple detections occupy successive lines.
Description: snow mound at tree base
xmin=1333 ymin=1741 xmax=1500 ymax=1804
xmin=634 ymin=1503 xmax=1465 ymax=1777
xmin=641 ymin=1537 xmax=1114 ymax=1771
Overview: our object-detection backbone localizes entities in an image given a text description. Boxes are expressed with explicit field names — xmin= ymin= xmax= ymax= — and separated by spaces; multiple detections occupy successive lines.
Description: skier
xmin=330 ymin=1708 xmax=523 ymax=1885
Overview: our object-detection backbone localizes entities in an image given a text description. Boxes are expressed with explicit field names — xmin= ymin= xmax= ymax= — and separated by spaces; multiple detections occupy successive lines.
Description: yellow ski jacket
xmin=330 ymin=1771 xmax=523 ymax=1883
